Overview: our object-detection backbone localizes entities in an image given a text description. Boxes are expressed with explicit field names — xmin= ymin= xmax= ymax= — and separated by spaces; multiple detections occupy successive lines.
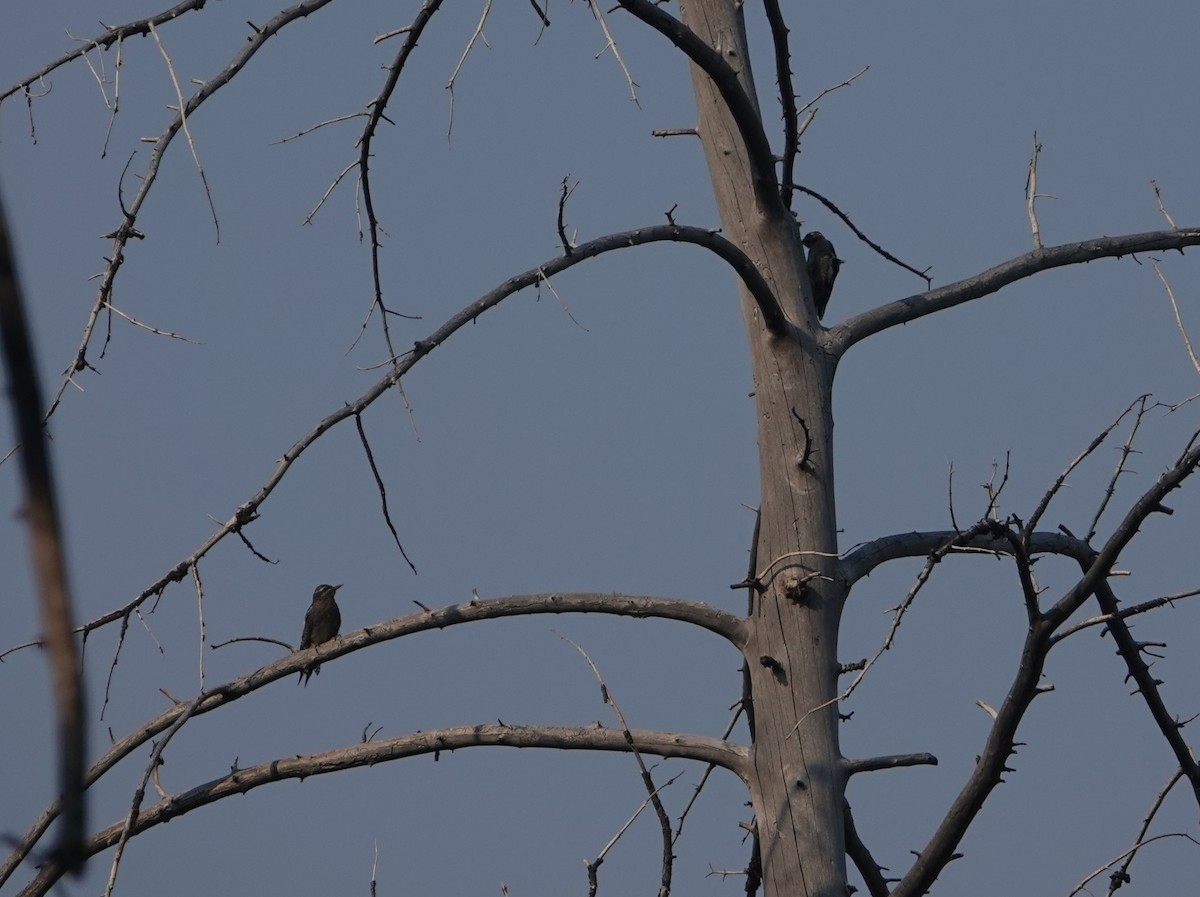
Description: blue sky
xmin=3 ymin=2 xmax=1200 ymax=895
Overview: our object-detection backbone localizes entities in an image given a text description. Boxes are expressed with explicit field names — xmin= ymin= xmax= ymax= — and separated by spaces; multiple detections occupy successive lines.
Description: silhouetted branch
xmin=616 ymin=0 xmax=780 ymax=211
xmin=1 ymin=592 xmax=745 ymax=888
xmin=844 ymin=801 xmax=889 ymax=897
xmin=0 ymin=0 xmax=210 ymax=103
xmin=830 ymin=228 xmax=1200 ymax=356
xmin=16 ymin=724 xmax=747 ymax=897
xmin=761 ymin=0 xmax=796 ymax=210
xmin=38 ymin=0 xmax=342 ymax=424
xmin=0 ymin=222 xmax=778 ymax=653
xmin=840 ymin=529 xmax=1091 ymax=587
xmin=1091 ymin=580 xmax=1200 ymax=808
xmin=351 ymin=0 xmax=445 ymax=359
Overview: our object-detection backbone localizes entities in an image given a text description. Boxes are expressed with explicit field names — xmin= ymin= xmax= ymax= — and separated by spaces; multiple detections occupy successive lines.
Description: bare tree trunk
xmin=677 ymin=2 xmax=847 ymax=895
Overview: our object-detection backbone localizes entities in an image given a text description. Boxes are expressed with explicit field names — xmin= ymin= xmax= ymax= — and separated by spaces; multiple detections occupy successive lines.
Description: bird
xmin=298 ymin=583 xmax=342 ymax=686
xmin=801 ymin=231 xmax=842 ymax=320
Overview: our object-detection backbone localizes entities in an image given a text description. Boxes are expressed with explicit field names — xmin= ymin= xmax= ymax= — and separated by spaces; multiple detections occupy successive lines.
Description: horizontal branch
xmin=1 ymin=593 xmax=744 ymax=884
xmin=843 ymin=753 xmax=938 ymax=776
xmin=829 ymin=228 xmax=1200 ymax=356
xmin=16 ymin=724 xmax=749 ymax=897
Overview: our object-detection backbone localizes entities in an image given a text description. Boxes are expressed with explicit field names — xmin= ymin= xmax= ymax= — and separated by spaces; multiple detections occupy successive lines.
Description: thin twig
xmin=446 ymin=0 xmax=495 ymax=142
xmin=559 ymin=633 xmax=674 ymax=897
xmin=148 ymin=22 xmax=219 ymax=242
xmin=192 ymin=565 xmax=206 ymax=688
xmin=1154 ymin=261 xmax=1200 ymax=377
xmin=1150 ymin=179 xmax=1177 ymax=230
xmin=354 ymin=412 xmax=418 ymax=574
xmin=1025 ymin=131 xmax=1044 ymax=249
xmin=1085 ymin=395 xmax=1152 ymax=543
xmin=1023 ymin=397 xmax=1143 ymax=540
xmin=586 ymin=0 xmax=639 ymax=105
xmin=1100 ymin=768 xmax=1186 ymax=896
xmin=791 ymin=184 xmax=932 ymax=285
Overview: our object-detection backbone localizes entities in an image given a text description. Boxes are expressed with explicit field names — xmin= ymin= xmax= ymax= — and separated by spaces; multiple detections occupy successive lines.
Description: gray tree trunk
xmin=677 ymin=2 xmax=847 ymax=895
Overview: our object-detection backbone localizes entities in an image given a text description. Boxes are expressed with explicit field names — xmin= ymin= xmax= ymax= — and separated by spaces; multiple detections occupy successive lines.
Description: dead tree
xmin=3 ymin=3 xmax=1200 ymax=897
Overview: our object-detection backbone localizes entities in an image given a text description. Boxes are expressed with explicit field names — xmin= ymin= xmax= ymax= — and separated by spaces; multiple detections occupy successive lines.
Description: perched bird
xmin=801 ymin=231 xmax=842 ymax=320
xmin=298 ymin=583 xmax=342 ymax=686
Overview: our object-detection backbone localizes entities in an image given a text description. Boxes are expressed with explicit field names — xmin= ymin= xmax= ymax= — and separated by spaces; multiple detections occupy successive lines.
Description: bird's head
xmin=313 ymin=583 xmax=342 ymax=600
xmin=801 ymin=231 xmax=825 ymax=248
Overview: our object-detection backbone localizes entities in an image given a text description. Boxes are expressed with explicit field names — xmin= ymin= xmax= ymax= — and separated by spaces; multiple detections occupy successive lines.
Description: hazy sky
xmin=3 ymin=2 xmax=1200 ymax=895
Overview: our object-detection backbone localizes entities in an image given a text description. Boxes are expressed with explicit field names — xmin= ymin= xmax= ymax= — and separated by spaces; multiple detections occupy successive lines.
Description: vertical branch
xmin=761 ymin=0 xmax=797 ymax=210
xmin=0 ymin=193 xmax=86 ymax=872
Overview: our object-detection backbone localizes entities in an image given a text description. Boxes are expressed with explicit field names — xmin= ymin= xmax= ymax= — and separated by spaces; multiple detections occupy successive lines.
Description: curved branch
xmin=17 ymin=724 xmax=748 ymax=897
xmin=839 ymin=529 xmax=1091 ymax=587
xmin=5 ymin=223 xmax=781 ymax=647
xmin=844 ymin=801 xmax=889 ymax=897
xmin=615 ymin=0 xmax=781 ymax=212
xmin=828 ymin=228 xmax=1200 ymax=357
xmin=354 ymin=0 xmax=446 ymax=359
xmin=2 ymin=592 xmax=745 ymax=885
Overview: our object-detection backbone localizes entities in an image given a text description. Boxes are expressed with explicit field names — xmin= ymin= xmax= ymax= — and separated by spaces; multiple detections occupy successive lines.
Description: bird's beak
xmin=333 ymin=584 xmax=343 ymax=592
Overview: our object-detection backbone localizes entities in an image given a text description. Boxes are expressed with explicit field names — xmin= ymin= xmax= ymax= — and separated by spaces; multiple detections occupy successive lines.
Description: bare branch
xmin=615 ymin=0 xmax=780 ymax=212
xmin=1025 ymin=131 xmax=1049 ymax=249
xmin=1085 ymin=395 xmax=1153 ymax=543
xmin=1150 ymin=179 xmax=1177 ymax=230
xmin=1097 ymin=769 xmax=1186 ymax=896
xmin=1090 ymin=580 xmax=1200 ymax=807
xmin=830 ymin=228 xmax=1200 ymax=356
xmin=101 ymin=695 xmax=205 ymax=897
xmin=354 ymin=413 xmax=418 ymax=573
xmin=1 ymin=592 xmax=745 ymax=888
xmin=1154 ymin=260 xmax=1200 ymax=378
xmin=585 ymin=0 xmax=639 ymax=105
xmin=844 ymin=801 xmax=889 ymax=897
xmin=4 ymin=221 xmax=777 ymax=649
xmin=1068 ymin=831 xmax=1199 ymax=897
xmin=560 ymin=634 xmax=673 ymax=897
xmin=355 ymin=0 xmax=446 ymax=361
xmin=1023 ymin=397 xmax=1143 ymax=539
xmin=446 ymin=0 xmax=495 ymax=140
xmin=760 ymin=0 xmax=797 ymax=210
xmin=1052 ymin=587 xmax=1200 ymax=642
xmin=147 ymin=21 xmax=219 ymax=241
xmin=0 ymin=0 xmax=212 ymax=103
xmin=18 ymin=725 xmax=748 ymax=897
xmin=790 ymin=184 xmax=932 ymax=285
xmin=42 ymin=0 xmax=343 ymax=424
xmin=842 ymin=753 xmax=938 ymax=776
xmin=840 ymin=529 xmax=1091 ymax=589
xmin=0 ymin=191 xmax=86 ymax=874
xmin=1045 ymin=432 xmax=1200 ymax=628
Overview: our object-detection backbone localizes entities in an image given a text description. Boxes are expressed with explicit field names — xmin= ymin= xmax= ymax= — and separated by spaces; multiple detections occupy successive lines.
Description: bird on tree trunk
xmin=801 ymin=230 xmax=842 ymax=320
xmin=298 ymin=583 xmax=342 ymax=686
